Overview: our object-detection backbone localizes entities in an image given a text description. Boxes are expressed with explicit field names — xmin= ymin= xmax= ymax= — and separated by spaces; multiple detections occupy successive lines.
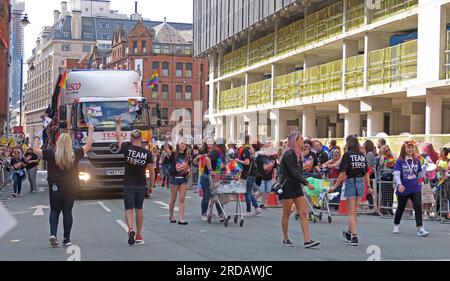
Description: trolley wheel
xmin=240 ymin=220 xmax=244 ymax=227
xmin=318 ymin=213 xmax=323 ymax=221
xmin=294 ymin=214 xmax=299 ymax=221
xmin=313 ymin=216 xmax=317 ymax=224
xmin=224 ymin=221 xmax=228 ymax=227
xmin=207 ymin=217 xmax=211 ymax=224
xmin=234 ymin=215 xmax=238 ymax=224
xmin=328 ymin=216 xmax=332 ymax=224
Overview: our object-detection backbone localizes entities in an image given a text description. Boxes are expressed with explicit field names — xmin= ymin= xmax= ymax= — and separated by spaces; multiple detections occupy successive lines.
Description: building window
xmin=153 ymin=44 xmax=160 ymax=54
xmin=83 ymin=32 xmax=94 ymax=39
xmin=82 ymin=44 xmax=91 ymax=52
xmin=151 ymin=108 xmax=158 ymax=125
xmin=105 ymin=23 xmax=109 ymax=28
xmin=162 ymin=62 xmax=169 ymax=77
xmin=83 ymin=19 xmax=93 ymax=26
xmin=176 ymin=85 xmax=182 ymax=100
xmin=151 ymin=85 xmax=158 ymax=99
xmin=133 ymin=41 xmax=138 ymax=54
xmin=162 ymin=108 xmax=169 ymax=125
xmin=62 ymin=44 xmax=70 ymax=51
xmin=142 ymin=40 xmax=147 ymax=53
xmin=162 ymin=85 xmax=169 ymax=100
xmin=185 ymin=85 xmax=192 ymax=100
xmin=183 ymin=46 xmax=192 ymax=55
xmin=175 ymin=45 xmax=182 ymax=54
xmin=152 ymin=62 xmax=159 ymax=74
xmin=186 ymin=63 xmax=192 ymax=78
xmin=99 ymin=23 xmax=104 ymax=28
xmin=162 ymin=45 xmax=170 ymax=54
xmin=176 ymin=63 xmax=183 ymax=78
xmin=63 ymin=31 xmax=70 ymax=37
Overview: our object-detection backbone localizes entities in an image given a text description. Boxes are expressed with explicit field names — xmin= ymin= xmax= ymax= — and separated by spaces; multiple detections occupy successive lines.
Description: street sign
xmin=13 ymin=126 xmax=23 ymax=134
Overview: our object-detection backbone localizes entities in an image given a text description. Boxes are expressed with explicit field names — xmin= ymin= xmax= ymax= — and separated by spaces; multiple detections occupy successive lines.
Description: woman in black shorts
xmin=279 ymin=132 xmax=320 ymax=249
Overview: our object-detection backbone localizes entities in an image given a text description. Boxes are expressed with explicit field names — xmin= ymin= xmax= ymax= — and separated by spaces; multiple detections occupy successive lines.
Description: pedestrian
xmin=166 ymin=137 xmax=191 ymax=225
xmin=254 ymin=142 xmax=278 ymax=209
xmin=314 ymin=140 xmax=329 ymax=166
xmin=301 ymin=139 xmax=321 ymax=178
xmin=160 ymin=143 xmax=172 ymax=189
xmin=193 ymin=137 xmax=227 ymax=222
xmin=191 ymin=145 xmax=200 ymax=187
xmin=330 ymin=135 xmax=370 ymax=246
xmin=32 ymin=126 xmax=94 ymax=247
xmin=376 ymin=145 xmax=396 ymax=215
xmin=377 ymin=138 xmax=387 ymax=151
xmin=279 ymin=132 xmax=320 ymax=248
xmin=235 ymin=136 xmax=261 ymax=216
xmin=363 ymin=140 xmax=377 ymax=211
xmin=115 ymin=117 xmax=155 ymax=245
xmin=10 ymin=150 xmax=26 ymax=198
xmin=392 ymin=140 xmax=430 ymax=237
xmin=24 ymin=147 xmax=39 ymax=194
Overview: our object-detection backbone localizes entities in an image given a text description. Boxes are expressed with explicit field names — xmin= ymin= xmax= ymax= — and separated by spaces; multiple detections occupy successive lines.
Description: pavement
xmin=0 ymin=180 xmax=450 ymax=261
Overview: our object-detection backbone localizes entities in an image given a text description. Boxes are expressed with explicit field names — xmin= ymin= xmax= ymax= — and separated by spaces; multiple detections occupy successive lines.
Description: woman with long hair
xmin=330 ymin=135 xmax=370 ymax=246
xmin=33 ymin=126 xmax=94 ymax=247
xmin=392 ymin=141 xmax=430 ymax=237
xmin=279 ymin=132 xmax=320 ymax=248
xmin=10 ymin=150 xmax=25 ymax=198
xmin=193 ymin=137 xmax=227 ymax=222
xmin=166 ymin=137 xmax=191 ymax=225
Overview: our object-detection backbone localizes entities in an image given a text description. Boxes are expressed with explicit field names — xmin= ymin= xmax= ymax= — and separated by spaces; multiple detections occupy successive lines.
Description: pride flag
xmin=59 ymin=71 xmax=68 ymax=89
xmin=146 ymin=70 xmax=159 ymax=89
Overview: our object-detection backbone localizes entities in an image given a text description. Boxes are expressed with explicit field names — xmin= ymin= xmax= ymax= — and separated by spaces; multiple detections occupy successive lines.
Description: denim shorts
xmin=170 ymin=177 xmax=188 ymax=186
xmin=123 ymin=186 xmax=147 ymax=210
xmin=258 ymin=180 xmax=272 ymax=193
xmin=343 ymin=177 xmax=365 ymax=198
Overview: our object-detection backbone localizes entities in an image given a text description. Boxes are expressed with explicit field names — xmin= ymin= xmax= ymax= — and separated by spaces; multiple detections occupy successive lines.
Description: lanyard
xmin=405 ymin=158 xmax=417 ymax=175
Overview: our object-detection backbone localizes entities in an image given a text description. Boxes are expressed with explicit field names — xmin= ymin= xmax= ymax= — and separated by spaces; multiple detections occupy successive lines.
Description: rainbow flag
xmin=59 ymin=71 xmax=68 ymax=89
xmin=198 ymin=155 xmax=207 ymax=177
xmin=228 ymin=160 xmax=242 ymax=176
xmin=146 ymin=70 xmax=159 ymax=89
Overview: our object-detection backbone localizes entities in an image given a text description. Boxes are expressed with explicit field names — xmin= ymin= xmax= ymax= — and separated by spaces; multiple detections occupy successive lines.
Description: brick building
xmin=0 ymin=0 xmax=10 ymax=136
xmin=77 ymin=20 xmax=209 ymax=140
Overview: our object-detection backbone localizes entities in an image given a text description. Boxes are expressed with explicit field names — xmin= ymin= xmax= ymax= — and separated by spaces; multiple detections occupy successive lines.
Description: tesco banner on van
xmin=80 ymin=132 xmax=132 ymax=143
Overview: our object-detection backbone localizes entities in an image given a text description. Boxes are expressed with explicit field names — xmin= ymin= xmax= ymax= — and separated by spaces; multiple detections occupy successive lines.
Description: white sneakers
xmin=201 ymin=215 xmax=208 ymax=222
xmin=393 ymin=225 xmax=400 ymax=234
xmin=254 ymin=208 xmax=262 ymax=215
xmin=393 ymin=225 xmax=430 ymax=237
xmin=417 ymin=227 xmax=430 ymax=237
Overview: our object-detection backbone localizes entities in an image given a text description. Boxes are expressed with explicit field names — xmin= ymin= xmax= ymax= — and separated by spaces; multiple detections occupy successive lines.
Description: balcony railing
xmin=247 ymin=80 xmax=271 ymax=108
xmin=345 ymin=54 xmax=364 ymax=90
xmin=368 ymin=39 xmax=417 ymax=88
xmin=219 ymin=0 xmax=417 ymax=78
xmin=218 ymin=86 xmax=245 ymax=111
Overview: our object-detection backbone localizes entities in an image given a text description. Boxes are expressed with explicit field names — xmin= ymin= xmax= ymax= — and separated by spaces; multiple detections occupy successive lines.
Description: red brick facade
xmin=76 ymin=21 xmax=209 ymax=139
xmin=0 ymin=0 xmax=10 ymax=136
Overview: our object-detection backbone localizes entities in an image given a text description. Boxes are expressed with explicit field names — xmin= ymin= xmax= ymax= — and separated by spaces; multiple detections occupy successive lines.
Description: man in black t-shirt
xmin=116 ymin=116 xmax=155 ymax=246
xmin=24 ymin=148 xmax=40 ymax=193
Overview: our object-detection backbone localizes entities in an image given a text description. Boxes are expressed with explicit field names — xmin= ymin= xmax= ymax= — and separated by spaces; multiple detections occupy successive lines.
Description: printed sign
xmin=128 ymin=99 xmax=139 ymax=112
xmin=86 ymin=106 xmax=103 ymax=117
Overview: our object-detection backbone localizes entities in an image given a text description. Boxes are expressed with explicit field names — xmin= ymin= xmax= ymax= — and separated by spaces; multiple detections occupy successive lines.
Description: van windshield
xmin=77 ymin=100 xmax=149 ymax=131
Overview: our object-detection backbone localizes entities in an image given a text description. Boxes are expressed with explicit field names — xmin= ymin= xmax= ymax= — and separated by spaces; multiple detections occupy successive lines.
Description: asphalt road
xmin=1 ymin=180 xmax=450 ymax=261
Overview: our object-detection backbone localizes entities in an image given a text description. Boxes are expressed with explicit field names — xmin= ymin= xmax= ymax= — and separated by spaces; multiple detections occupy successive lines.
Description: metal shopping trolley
xmin=207 ymin=174 xmax=246 ymax=227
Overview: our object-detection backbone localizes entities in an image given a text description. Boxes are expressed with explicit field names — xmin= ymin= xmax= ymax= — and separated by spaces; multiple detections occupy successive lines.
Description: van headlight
xmin=79 ymin=172 xmax=91 ymax=181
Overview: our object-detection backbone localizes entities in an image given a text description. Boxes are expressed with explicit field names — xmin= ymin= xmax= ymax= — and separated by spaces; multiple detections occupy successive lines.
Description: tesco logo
xmin=67 ymin=83 xmax=82 ymax=91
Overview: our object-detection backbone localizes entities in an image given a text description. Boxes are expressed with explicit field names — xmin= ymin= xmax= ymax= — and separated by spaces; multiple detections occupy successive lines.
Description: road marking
xmin=98 ymin=202 xmax=112 ymax=213
xmin=28 ymin=205 xmax=50 ymax=216
xmin=154 ymin=201 xmax=178 ymax=211
xmin=199 ymin=230 xmax=206 ymax=233
xmin=186 ymin=196 xmax=192 ymax=199
xmin=116 ymin=219 xmax=129 ymax=233
xmin=10 ymin=240 xmax=20 ymax=243
xmin=10 ymin=210 xmax=33 ymax=215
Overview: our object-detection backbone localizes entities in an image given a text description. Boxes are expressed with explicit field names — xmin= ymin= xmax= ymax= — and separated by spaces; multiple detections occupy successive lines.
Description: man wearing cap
xmin=116 ymin=116 xmax=155 ymax=246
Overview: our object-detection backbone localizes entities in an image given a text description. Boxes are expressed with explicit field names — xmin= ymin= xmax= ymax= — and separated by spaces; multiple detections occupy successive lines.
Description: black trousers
xmin=394 ymin=191 xmax=423 ymax=227
xmin=49 ymin=186 xmax=77 ymax=239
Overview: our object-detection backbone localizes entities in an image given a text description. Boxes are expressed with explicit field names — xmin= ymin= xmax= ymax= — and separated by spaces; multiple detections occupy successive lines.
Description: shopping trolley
xmin=207 ymin=174 xmax=246 ymax=227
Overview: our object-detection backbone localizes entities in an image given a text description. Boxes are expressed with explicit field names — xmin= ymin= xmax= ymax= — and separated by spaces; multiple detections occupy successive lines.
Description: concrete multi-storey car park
xmin=194 ymin=0 xmax=450 ymax=145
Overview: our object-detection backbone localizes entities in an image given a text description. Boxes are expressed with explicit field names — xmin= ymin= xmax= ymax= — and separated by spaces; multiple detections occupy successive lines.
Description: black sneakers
xmin=128 ymin=231 xmax=136 ymax=246
xmin=304 ymin=240 xmax=320 ymax=249
xmin=282 ymin=240 xmax=294 ymax=247
xmin=343 ymin=230 xmax=359 ymax=246
xmin=343 ymin=230 xmax=351 ymax=242
xmin=63 ymin=238 xmax=72 ymax=247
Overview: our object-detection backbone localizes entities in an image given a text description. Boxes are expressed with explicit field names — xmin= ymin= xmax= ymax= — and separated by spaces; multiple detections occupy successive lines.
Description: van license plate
xmin=107 ymin=170 xmax=124 ymax=176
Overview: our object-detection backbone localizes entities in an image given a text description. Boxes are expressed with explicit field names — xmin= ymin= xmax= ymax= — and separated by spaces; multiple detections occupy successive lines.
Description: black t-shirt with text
xmin=43 ymin=148 xmax=84 ymax=192
xmin=339 ymin=151 xmax=368 ymax=178
xmin=121 ymin=143 xmax=153 ymax=187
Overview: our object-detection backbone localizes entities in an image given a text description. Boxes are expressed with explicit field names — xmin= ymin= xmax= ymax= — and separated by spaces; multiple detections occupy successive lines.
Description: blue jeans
xmin=245 ymin=176 xmax=259 ymax=212
xmin=13 ymin=172 xmax=23 ymax=194
xmin=200 ymin=174 xmax=224 ymax=216
xmin=161 ymin=164 xmax=171 ymax=187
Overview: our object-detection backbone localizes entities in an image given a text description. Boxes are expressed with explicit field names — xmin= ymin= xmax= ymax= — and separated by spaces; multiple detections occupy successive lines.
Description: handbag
xmin=271 ymin=178 xmax=286 ymax=195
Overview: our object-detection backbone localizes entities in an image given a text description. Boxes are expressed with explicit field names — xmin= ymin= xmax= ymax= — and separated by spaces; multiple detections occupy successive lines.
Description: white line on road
xmin=98 ymin=202 xmax=112 ymax=213
xmin=116 ymin=219 xmax=129 ymax=233
xmin=154 ymin=201 xmax=178 ymax=211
